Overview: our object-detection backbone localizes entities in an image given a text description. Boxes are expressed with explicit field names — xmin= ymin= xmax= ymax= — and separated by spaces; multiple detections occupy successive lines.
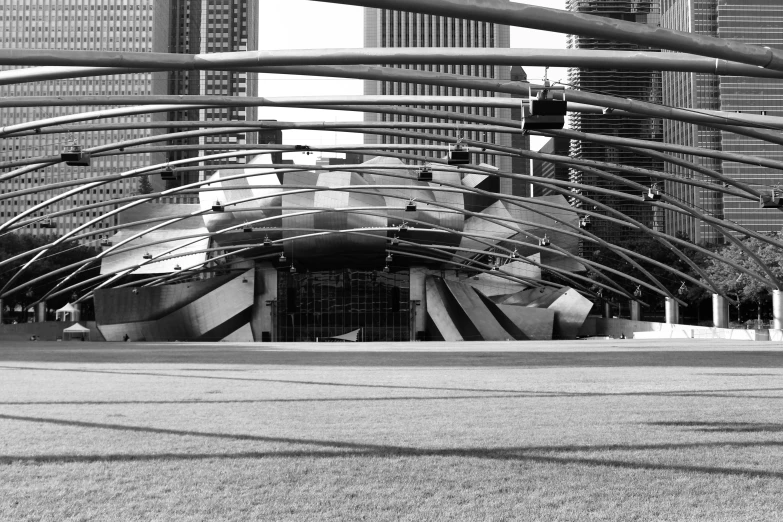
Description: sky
xmin=256 ymin=0 xmax=568 ymax=163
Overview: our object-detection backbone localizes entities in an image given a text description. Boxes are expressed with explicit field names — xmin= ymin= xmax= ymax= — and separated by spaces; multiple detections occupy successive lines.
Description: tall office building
xmin=151 ymin=0 xmax=259 ymax=189
xmin=363 ymin=9 xmax=527 ymax=196
xmin=566 ymin=0 xmax=664 ymax=252
xmin=0 ymin=1 xmax=259 ymax=237
xmin=660 ymin=0 xmax=783 ymax=242
xmin=0 ymin=1 xmax=156 ymax=238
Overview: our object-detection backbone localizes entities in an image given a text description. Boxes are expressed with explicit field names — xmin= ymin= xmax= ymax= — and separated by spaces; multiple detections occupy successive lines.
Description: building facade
xmin=151 ymin=0 xmax=259 ymax=189
xmin=0 ymin=0 xmax=259 ymax=238
xmin=661 ymin=0 xmax=783 ymax=242
xmin=94 ymin=157 xmax=590 ymax=342
xmin=532 ymin=137 xmax=571 ymax=198
xmin=566 ymin=0 xmax=665 ymax=252
xmin=362 ymin=8 xmax=527 ymax=196
xmin=0 ymin=0 xmax=156 ymax=238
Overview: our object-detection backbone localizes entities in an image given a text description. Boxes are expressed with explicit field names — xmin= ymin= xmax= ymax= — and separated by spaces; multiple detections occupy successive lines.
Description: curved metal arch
xmin=542 ymin=159 xmax=781 ymax=291
xmin=0 ymin=117 xmax=758 ymax=215
xmin=0 ymin=74 xmax=776 ymax=304
xmin=6 ymin=175 xmax=738 ymax=308
xmin=334 ymin=129 xmax=778 ymax=280
xmin=363 ymin=130 xmax=783 ymax=267
xmin=542 ymin=128 xmax=783 ymax=175
xmin=312 ymin=0 xmax=783 ymax=70
xmin=31 ymin=188 xmax=635 ymax=304
xmin=7 ymin=164 xmax=673 ymax=307
xmin=0 ymin=125 xmax=252 ymax=176
xmin=19 ymin=193 xmax=628 ymax=306
xmin=0 ymin=147 xmax=272 ymax=233
xmin=7 ymin=112 xmax=781 ymax=210
xmin=12 ymin=116 xmax=783 ymax=180
xmin=2 ymin=47 xmax=783 ymax=77
xmin=350 ymin=125 xmax=759 ymax=200
xmin=655 ymin=195 xmax=781 ymax=288
xmin=2 ymin=93 xmax=782 ymax=136
xmin=90 ymin=228 xmax=625 ymax=305
xmin=40 ymin=227 xmax=587 ymax=307
xmin=3 ymin=141 xmax=764 ymax=300
xmin=5 ymin=59 xmax=783 ymax=156
xmin=7 ymin=129 xmax=776 ymax=292
xmin=0 ymin=90 xmax=783 ymax=138
xmin=15 ymin=166 xmax=718 ymax=308
xmin=0 ymin=127 xmax=772 ymax=299
xmin=0 ymin=134 xmax=756 ymax=220
xmin=0 ymin=104 xmax=210 ymax=138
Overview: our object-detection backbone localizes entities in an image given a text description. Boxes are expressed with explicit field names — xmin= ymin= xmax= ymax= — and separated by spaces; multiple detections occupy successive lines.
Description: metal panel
xmin=97 ymin=270 xmax=254 ymax=342
xmin=443 ymin=279 xmax=513 ymax=341
xmin=424 ymin=276 xmax=463 ymax=341
xmin=547 ymin=288 xmax=594 ymax=339
xmin=496 ymin=304 xmax=555 ymax=340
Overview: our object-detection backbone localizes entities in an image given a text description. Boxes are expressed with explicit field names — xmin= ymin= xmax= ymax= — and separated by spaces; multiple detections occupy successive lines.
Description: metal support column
xmin=36 ymin=301 xmax=46 ymax=323
xmin=602 ymin=301 xmax=611 ymax=319
xmin=665 ymin=297 xmax=679 ymax=325
xmin=629 ymin=300 xmax=642 ymax=321
xmin=773 ymin=290 xmax=783 ymax=330
xmin=712 ymin=293 xmax=729 ymax=329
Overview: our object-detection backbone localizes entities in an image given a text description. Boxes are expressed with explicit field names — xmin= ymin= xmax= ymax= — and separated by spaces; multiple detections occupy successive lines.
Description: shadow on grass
xmin=3 ymin=365 xmax=783 ymax=400
xmin=1 ymin=413 xmax=783 ymax=479
xmin=0 ymin=394 xmax=532 ymax=406
xmin=2 ymin=392 xmax=783 ymax=407
xmin=2 ymin=346 xmax=783 ymax=368
xmin=650 ymin=421 xmax=783 ymax=433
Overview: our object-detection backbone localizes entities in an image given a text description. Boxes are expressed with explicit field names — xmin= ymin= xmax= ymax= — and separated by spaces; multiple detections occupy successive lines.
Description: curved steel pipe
xmin=9 ymin=115 xmax=783 ymax=180
xmin=312 ymin=0 xmax=783 ymax=71
xmin=4 ymin=48 xmax=783 ymax=81
xmin=3 ymin=156 xmax=740 ymax=302
xmin=0 ymin=134 xmax=772 ymax=294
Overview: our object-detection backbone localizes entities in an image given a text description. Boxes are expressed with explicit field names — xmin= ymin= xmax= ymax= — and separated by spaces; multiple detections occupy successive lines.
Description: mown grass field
xmin=1 ymin=340 xmax=782 ymax=521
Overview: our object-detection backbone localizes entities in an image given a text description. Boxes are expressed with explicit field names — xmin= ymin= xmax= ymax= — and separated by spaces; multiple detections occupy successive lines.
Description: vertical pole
xmin=773 ymin=289 xmax=783 ymax=330
xmin=602 ymin=301 xmax=611 ymax=319
xmin=629 ymin=300 xmax=641 ymax=321
xmin=665 ymin=297 xmax=679 ymax=325
xmin=36 ymin=301 xmax=46 ymax=323
xmin=712 ymin=294 xmax=729 ymax=329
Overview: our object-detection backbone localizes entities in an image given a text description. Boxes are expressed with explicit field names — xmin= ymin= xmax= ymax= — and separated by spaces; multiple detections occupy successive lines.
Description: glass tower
xmin=0 ymin=0 xmax=156 ymax=238
xmin=362 ymin=8 xmax=527 ymax=195
xmin=660 ymin=0 xmax=783 ymax=241
xmin=0 ymin=0 xmax=259 ymax=237
xmin=566 ymin=0 xmax=665 ymax=253
xmin=151 ymin=0 xmax=259 ymax=188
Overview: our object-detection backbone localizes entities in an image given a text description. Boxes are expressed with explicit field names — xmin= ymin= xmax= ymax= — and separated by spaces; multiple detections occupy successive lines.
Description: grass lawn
xmin=0 ymin=339 xmax=782 ymax=521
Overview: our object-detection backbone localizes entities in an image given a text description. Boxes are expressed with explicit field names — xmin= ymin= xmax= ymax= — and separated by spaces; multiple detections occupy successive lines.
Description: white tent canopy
xmin=55 ymin=302 xmax=79 ymax=322
xmin=63 ymin=322 xmax=90 ymax=341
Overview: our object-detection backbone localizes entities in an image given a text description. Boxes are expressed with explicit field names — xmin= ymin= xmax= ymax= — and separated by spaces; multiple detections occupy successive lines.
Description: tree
xmin=590 ymin=232 xmax=708 ymax=307
xmin=0 ymin=233 xmax=100 ymax=321
xmin=136 ymin=175 xmax=154 ymax=195
xmin=701 ymin=232 xmax=783 ymax=324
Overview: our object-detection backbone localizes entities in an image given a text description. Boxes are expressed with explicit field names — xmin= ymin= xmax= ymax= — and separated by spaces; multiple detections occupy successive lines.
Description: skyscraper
xmin=661 ymin=0 xmax=783 ymax=242
xmin=151 ymin=0 xmax=260 ymax=188
xmin=566 ymin=0 xmax=664 ymax=252
xmin=0 ymin=1 xmax=157 ymax=238
xmin=0 ymin=1 xmax=259 ymax=237
xmin=362 ymin=8 xmax=528 ymax=196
